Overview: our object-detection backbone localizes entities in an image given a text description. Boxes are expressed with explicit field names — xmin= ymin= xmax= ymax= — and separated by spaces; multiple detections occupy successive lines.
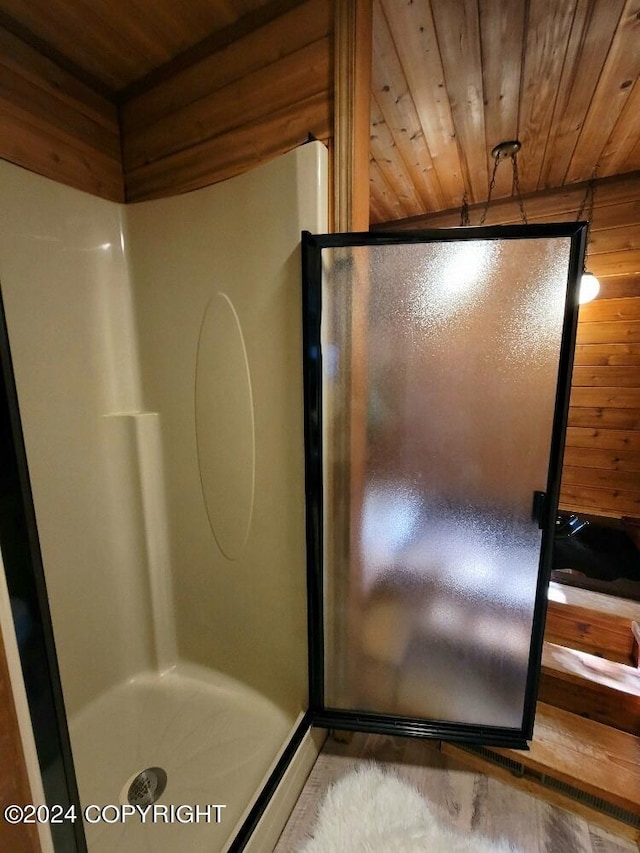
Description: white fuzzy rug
xmin=299 ymin=765 xmax=522 ymax=853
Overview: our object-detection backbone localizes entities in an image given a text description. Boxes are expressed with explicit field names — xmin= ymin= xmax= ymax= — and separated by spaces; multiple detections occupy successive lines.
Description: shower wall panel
xmin=125 ymin=142 xmax=327 ymax=715
xmin=0 ymin=160 xmax=153 ymax=715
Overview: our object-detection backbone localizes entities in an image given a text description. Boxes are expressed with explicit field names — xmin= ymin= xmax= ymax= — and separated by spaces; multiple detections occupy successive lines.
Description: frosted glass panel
xmin=321 ymin=237 xmax=571 ymax=728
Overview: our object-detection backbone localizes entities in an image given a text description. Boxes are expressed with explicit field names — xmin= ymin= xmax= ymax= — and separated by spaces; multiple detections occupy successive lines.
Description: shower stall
xmin=0 ymin=141 xmax=327 ymax=852
xmin=0 ymin=137 xmax=586 ymax=852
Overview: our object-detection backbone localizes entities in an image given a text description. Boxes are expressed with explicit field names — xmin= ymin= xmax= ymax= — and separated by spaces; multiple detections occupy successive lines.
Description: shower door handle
xmin=532 ymin=490 xmax=547 ymax=529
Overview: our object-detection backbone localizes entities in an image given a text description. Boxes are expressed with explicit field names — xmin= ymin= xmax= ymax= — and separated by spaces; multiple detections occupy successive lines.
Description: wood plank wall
xmin=0 ymin=625 xmax=40 ymax=853
xmin=0 ymin=25 xmax=123 ymax=202
xmin=377 ymin=171 xmax=640 ymax=520
xmin=0 ymin=0 xmax=333 ymax=205
xmin=121 ymin=0 xmax=333 ymax=203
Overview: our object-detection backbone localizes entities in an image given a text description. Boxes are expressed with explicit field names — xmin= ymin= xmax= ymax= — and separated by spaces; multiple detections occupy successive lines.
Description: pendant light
xmin=575 ymin=174 xmax=600 ymax=305
xmin=578 ymin=271 xmax=599 ymax=305
xmin=460 ymin=143 xmax=600 ymax=305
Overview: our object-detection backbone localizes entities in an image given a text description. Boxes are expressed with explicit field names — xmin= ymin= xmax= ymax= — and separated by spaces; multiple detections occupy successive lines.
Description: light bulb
xmin=579 ymin=272 xmax=600 ymax=304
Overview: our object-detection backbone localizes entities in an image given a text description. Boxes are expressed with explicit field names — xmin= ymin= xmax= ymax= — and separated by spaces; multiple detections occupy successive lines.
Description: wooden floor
xmin=275 ymin=732 xmax=637 ymax=852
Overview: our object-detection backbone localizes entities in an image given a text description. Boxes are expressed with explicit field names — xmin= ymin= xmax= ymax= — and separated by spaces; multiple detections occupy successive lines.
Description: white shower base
xmin=69 ymin=663 xmax=294 ymax=853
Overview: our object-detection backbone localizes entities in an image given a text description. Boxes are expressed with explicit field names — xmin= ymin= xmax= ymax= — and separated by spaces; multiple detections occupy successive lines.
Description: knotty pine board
xmin=539 ymin=0 xmax=626 ymax=191
xmin=123 ymin=36 xmax=331 ymax=172
xmin=120 ymin=0 xmax=331 ymax=129
xmin=124 ymin=91 xmax=331 ymax=201
xmin=0 ymin=24 xmax=123 ymax=201
xmin=122 ymin=0 xmax=333 ymax=201
xmin=540 ymin=642 xmax=640 ymax=735
xmin=571 ymin=366 xmax=640 ymax=388
xmin=0 ymin=0 xmax=284 ymax=92
xmin=545 ymin=585 xmax=638 ymax=664
xmin=374 ymin=0 xmax=460 ymax=213
xmin=565 ymin=427 xmax=640 ymax=451
xmin=558 ymin=487 xmax=640 ymax=518
xmin=380 ymin=172 xmax=640 ymax=231
xmin=562 ymin=447 xmax=640 ymax=471
xmin=574 ymin=344 xmax=640 ymax=367
xmin=567 ymin=407 xmax=640 ymax=431
xmin=427 ymin=0 xmax=488 ymax=205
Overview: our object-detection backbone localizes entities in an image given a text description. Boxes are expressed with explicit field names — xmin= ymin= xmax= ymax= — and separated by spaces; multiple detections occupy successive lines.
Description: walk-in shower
xmin=0 ymin=141 xmax=327 ymax=852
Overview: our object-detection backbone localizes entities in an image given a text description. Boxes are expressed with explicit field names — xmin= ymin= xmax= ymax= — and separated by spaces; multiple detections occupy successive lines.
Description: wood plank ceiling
xmin=0 ymin=0 xmax=638 ymax=223
xmin=370 ymin=0 xmax=640 ymax=225
xmin=0 ymin=0 xmax=280 ymax=93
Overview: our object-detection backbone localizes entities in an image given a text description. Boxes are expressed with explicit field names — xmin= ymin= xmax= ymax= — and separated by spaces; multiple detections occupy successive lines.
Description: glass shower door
xmin=302 ymin=225 xmax=585 ymax=747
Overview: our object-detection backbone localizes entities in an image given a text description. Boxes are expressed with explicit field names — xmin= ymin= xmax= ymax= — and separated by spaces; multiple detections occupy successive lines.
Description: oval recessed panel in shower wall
xmin=195 ymin=293 xmax=255 ymax=560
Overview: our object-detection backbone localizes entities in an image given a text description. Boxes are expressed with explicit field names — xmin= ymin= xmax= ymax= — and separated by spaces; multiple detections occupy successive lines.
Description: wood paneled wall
xmin=376 ymin=171 xmax=640 ymax=520
xmin=0 ymin=25 xmax=123 ymax=202
xmin=0 ymin=625 xmax=40 ymax=853
xmin=0 ymin=0 xmax=333 ymax=205
xmin=121 ymin=0 xmax=333 ymax=202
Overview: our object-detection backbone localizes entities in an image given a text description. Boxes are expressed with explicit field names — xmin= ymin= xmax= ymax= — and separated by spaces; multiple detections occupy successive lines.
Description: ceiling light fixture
xmin=575 ymin=173 xmax=600 ymax=305
xmin=578 ymin=271 xmax=599 ymax=304
xmin=460 ymin=143 xmax=600 ymax=305
xmin=459 ymin=140 xmax=527 ymax=227
xmin=479 ymin=140 xmax=527 ymax=226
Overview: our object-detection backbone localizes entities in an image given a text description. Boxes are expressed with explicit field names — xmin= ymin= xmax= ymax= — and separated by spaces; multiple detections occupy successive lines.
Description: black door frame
xmin=0 ymin=287 xmax=87 ymax=853
xmin=301 ymin=223 xmax=587 ymax=750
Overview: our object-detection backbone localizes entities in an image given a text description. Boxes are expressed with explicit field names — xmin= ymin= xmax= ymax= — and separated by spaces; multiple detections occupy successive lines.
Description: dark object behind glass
xmin=552 ymin=512 xmax=640 ymax=599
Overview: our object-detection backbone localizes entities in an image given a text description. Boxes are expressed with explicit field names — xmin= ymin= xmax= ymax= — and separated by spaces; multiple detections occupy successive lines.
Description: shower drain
xmin=127 ymin=767 xmax=167 ymax=807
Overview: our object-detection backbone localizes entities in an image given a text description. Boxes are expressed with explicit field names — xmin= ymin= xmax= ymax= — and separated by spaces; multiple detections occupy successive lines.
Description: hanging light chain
xmin=459 ymin=190 xmax=470 ymax=226
xmin=461 ymin=140 xmax=529 ymax=226
xmin=576 ymin=172 xmax=597 ymax=222
xmin=575 ymin=171 xmax=600 ymax=302
xmin=576 ymin=171 xmax=597 ymax=252
xmin=478 ymin=156 xmax=499 ymax=225
xmin=511 ymin=153 xmax=528 ymax=225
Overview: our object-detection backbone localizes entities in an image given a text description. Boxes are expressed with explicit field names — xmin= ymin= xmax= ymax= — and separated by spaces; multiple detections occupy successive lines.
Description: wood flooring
xmin=274 ymin=732 xmax=637 ymax=853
